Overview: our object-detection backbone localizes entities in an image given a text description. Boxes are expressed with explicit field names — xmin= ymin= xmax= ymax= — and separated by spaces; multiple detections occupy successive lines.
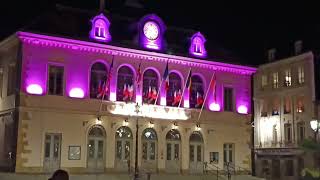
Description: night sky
xmin=1 ymin=1 xmax=319 ymax=66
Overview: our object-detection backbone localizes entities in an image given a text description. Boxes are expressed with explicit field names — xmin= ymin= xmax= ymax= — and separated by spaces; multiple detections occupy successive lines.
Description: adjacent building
xmin=253 ymin=48 xmax=319 ymax=180
xmin=0 ymin=4 xmax=256 ymax=175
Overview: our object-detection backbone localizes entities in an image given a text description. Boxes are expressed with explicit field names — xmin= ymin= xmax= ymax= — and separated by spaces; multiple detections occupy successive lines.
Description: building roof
xmin=18 ymin=4 xmax=254 ymax=67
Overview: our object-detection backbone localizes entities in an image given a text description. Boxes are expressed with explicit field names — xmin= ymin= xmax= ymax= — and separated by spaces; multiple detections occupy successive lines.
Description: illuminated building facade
xmin=0 ymin=5 xmax=256 ymax=176
xmin=253 ymin=51 xmax=319 ymax=180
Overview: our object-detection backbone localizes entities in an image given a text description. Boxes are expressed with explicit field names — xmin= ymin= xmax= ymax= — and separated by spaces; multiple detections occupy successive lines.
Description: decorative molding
xmin=17 ymin=32 xmax=256 ymax=75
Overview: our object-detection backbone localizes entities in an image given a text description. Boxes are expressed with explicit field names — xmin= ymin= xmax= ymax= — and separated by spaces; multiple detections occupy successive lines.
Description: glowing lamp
xmin=69 ymin=88 xmax=84 ymax=98
xmin=110 ymin=92 xmax=116 ymax=102
xmin=149 ymin=121 xmax=154 ymax=128
xmin=172 ymin=122 xmax=178 ymax=129
xmin=237 ymin=105 xmax=248 ymax=114
xmin=123 ymin=119 xmax=129 ymax=126
xmin=136 ymin=95 xmax=142 ymax=104
xmin=195 ymin=124 xmax=201 ymax=131
xmin=184 ymin=100 xmax=189 ymax=108
xmin=310 ymin=120 xmax=319 ymax=132
xmin=160 ymin=97 xmax=166 ymax=106
xmin=26 ymin=84 xmax=43 ymax=95
xmin=209 ymin=103 xmax=221 ymax=111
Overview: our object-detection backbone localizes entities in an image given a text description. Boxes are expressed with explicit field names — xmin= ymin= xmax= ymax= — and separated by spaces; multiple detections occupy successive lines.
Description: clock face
xmin=143 ymin=21 xmax=159 ymax=40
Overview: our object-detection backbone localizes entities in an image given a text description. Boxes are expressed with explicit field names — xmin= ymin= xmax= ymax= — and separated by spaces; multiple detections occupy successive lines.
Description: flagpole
xmin=154 ymin=78 xmax=164 ymax=105
xmin=178 ymin=68 xmax=191 ymax=108
xmin=197 ymin=72 xmax=215 ymax=122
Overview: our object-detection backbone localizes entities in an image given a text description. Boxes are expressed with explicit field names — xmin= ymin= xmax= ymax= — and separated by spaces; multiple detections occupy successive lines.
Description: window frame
xmin=261 ymin=75 xmax=268 ymax=88
xmin=284 ymin=69 xmax=292 ymax=87
xmin=272 ymin=72 xmax=279 ymax=89
xmin=298 ymin=66 xmax=305 ymax=84
xmin=223 ymin=86 xmax=234 ymax=112
xmin=47 ymin=64 xmax=65 ymax=96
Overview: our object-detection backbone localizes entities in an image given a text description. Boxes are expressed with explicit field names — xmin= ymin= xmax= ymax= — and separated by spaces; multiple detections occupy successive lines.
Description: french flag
xmin=163 ymin=62 xmax=169 ymax=90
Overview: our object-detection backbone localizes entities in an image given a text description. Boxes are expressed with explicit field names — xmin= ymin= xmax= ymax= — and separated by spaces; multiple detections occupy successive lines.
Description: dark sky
xmin=1 ymin=1 xmax=319 ymax=66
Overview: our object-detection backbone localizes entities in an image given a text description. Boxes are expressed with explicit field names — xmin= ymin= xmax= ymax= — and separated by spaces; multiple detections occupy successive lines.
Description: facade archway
xmin=87 ymin=125 xmax=106 ymax=172
xmin=141 ymin=128 xmax=158 ymax=172
xmin=143 ymin=69 xmax=159 ymax=104
xmin=167 ymin=72 xmax=182 ymax=107
xmin=117 ymin=66 xmax=134 ymax=102
xmin=90 ymin=62 xmax=108 ymax=99
xmin=165 ymin=129 xmax=181 ymax=173
xmin=115 ymin=126 xmax=133 ymax=172
xmin=189 ymin=131 xmax=204 ymax=174
xmin=190 ymin=75 xmax=204 ymax=108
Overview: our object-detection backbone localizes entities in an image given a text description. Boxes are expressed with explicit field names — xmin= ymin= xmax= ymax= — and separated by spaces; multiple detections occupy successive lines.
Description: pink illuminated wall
xmin=18 ymin=32 xmax=255 ymax=114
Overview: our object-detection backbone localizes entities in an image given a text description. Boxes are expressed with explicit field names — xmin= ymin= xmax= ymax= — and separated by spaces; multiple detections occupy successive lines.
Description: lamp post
xmin=134 ymin=103 xmax=140 ymax=180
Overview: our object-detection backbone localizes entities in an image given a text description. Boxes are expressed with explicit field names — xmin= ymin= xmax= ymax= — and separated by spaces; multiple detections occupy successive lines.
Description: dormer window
xmin=90 ymin=14 xmax=111 ymax=43
xmin=189 ymin=32 xmax=207 ymax=58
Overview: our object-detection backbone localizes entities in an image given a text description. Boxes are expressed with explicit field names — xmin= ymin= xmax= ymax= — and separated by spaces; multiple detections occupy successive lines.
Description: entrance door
xmin=87 ymin=126 xmax=105 ymax=172
xmin=189 ymin=131 xmax=203 ymax=174
xmin=141 ymin=128 xmax=158 ymax=172
xmin=165 ymin=129 xmax=181 ymax=173
xmin=43 ymin=133 xmax=61 ymax=173
xmin=115 ymin=126 xmax=133 ymax=172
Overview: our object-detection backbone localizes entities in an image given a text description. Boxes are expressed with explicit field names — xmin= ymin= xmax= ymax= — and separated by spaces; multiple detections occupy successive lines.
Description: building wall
xmin=14 ymin=32 xmax=255 ymax=173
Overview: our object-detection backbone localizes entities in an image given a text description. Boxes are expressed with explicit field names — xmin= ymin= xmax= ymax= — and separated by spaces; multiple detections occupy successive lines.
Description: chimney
xmin=99 ymin=0 xmax=105 ymax=12
xmin=294 ymin=40 xmax=302 ymax=55
xmin=268 ymin=48 xmax=276 ymax=62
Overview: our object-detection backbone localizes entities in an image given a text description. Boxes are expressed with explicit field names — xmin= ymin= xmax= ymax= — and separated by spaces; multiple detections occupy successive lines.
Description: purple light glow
xmin=136 ymin=95 xmax=142 ymax=104
xmin=209 ymin=102 xmax=221 ymax=111
xmin=89 ymin=14 xmax=111 ymax=43
xmin=189 ymin=32 xmax=207 ymax=58
xmin=69 ymin=88 xmax=85 ymax=98
xmin=160 ymin=97 xmax=166 ymax=106
xmin=139 ymin=14 xmax=166 ymax=51
xmin=110 ymin=92 xmax=116 ymax=102
xmin=237 ymin=105 xmax=248 ymax=114
xmin=26 ymin=84 xmax=43 ymax=95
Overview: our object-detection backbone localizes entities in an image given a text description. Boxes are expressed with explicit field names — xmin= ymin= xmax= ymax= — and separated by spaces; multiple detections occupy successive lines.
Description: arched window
xmin=190 ymin=131 xmax=203 ymax=142
xmin=189 ymin=131 xmax=203 ymax=172
xmin=117 ymin=66 xmax=134 ymax=102
xmin=142 ymin=128 xmax=157 ymax=162
xmin=89 ymin=14 xmax=111 ymax=42
xmin=167 ymin=72 xmax=182 ymax=107
xmin=116 ymin=126 xmax=132 ymax=139
xmin=193 ymin=37 xmax=202 ymax=53
xmin=189 ymin=32 xmax=207 ymax=58
xmin=87 ymin=125 xmax=106 ymax=171
xmin=143 ymin=69 xmax=159 ymax=104
xmin=142 ymin=128 xmax=157 ymax=140
xmin=190 ymin=75 xmax=204 ymax=108
xmin=94 ymin=19 xmax=106 ymax=39
xmin=166 ymin=129 xmax=181 ymax=140
xmin=90 ymin=62 xmax=108 ymax=99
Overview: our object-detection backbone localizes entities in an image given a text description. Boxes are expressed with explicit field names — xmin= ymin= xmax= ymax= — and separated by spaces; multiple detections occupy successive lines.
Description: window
xmin=94 ymin=19 xmax=106 ymax=39
xmin=90 ymin=62 xmax=108 ymax=99
xmin=0 ymin=68 xmax=3 ymax=98
xmin=167 ymin=72 xmax=182 ymax=107
xmin=190 ymin=75 xmax=204 ymax=108
xmin=272 ymin=72 xmax=278 ymax=88
xmin=295 ymin=40 xmax=302 ymax=55
xmin=261 ymin=75 xmax=267 ymax=88
xmin=117 ymin=66 xmax=134 ymax=102
xmin=7 ymin=64 xmax=16 ymax=96
xmin=296 ymin=96 xmax=304 ymax=113
xmin=48 ymin=65 xmax=64 ymax=95
xmin=268 ymin=48 xmax=276 ymax=61
xmin=298 ymin=66 xmax=305 ymax=84
xmin=143 ymin=69 xmax=158 ymax=104
xmin=272 ymin=125 xmax=277 ymax=145
xmin=272 ymin=159 xmax=280 ymax=178
xmin=223 ymin=143 xmax=234 ymax=164
xmin=209 ymin=152 xmax=219 ymax=164
xmin=261 ymin=99 xmax=268 ymax=117
xmin=224 ymin=87 xmax=233 ymax=111
xmin=284 ymin=124 xmax=292 ymax=144
xmin=262 ymin=160 xmax=270 ymax=176
xmin=284 ymin=69 xmax=291 ymax=87
xmin=285 ymin=160 xmax=294 ymax=176
xmin=272 ymin=98 xmax=280 ymax=116
xmin=284 ymin=97 xmax=291 ymax=114
xmin=297 ymin=122 xmax=305 ymax=143
xmin=194 ymin=37 xmax=202 ymax=53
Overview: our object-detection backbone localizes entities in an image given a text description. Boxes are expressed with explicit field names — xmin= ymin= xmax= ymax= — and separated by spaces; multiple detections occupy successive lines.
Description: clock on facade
xmin=143 ymin=21 xmax=159 ymax=40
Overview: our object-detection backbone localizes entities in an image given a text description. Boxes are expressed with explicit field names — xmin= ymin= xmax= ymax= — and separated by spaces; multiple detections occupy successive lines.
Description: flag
xmin=136 ymin=62 xmax=142 ymax=88
xmin=163 ymin=62 xmax=169 ymax=90
xmin=186 ymin=69 xmax=192 ymax=92
xmin=172 ymin=89 xmax=182 ymax=106
xmin=196 ymin=92 xmax=204 ymax=108
xmin=107 ymin=56 xmax=114 ymax=84
xmin=128 ymin=85 xmax=134 ymax=100
xmin=210 ymin=73 xmax=217 ymax=100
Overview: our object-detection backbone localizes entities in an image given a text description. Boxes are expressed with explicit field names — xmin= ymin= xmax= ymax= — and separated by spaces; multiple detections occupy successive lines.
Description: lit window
xmin=284 ymin=97 xmax=291 ymax=114
xmin=189 ymin=32 xmax=207 ymax=57
xmin=224 ymin=87 xmax=233 ymax=111
xmin=261 ymin=75 xmax=267 ymax=88
xmin=272 ymin=98 xmax=280 ymax=116
xmin=167 ymin=72 xmax=182 ymax=107
xmin=190 ymin=75 xmax=204 ymax=108
xmin=194 ymin=37 xmax=202 ymax=53
xmin=209 ymin=152 xmax=219 ymax=164
xmin=298 ymin=66 xmax=305 ymax=84
xmin=90 ymin=14 xmax=111 ymax=42
xmin=296 ymin=96 xmax=304 ymax=113
xmin=272 ymin=72 xmax=278 ymax=88
xmin=117 ymin=66 xmax=134 ymax=102
xmin=284 ymin=69 xmax=291 ymax=87
xmin=90 ymin=62 xmax=108 ymax=99
xmin=48 ymin=65 xmax=64 ymax=96
xmin=143 ymin=69 xmax=158 ymax=104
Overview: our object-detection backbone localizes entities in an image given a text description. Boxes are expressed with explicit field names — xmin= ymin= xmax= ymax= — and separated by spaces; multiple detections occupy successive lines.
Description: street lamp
xmin=134 ymin=103 xmax=140 ymax=180
xmin=310 ymin=119 xmax=320 ymax=141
